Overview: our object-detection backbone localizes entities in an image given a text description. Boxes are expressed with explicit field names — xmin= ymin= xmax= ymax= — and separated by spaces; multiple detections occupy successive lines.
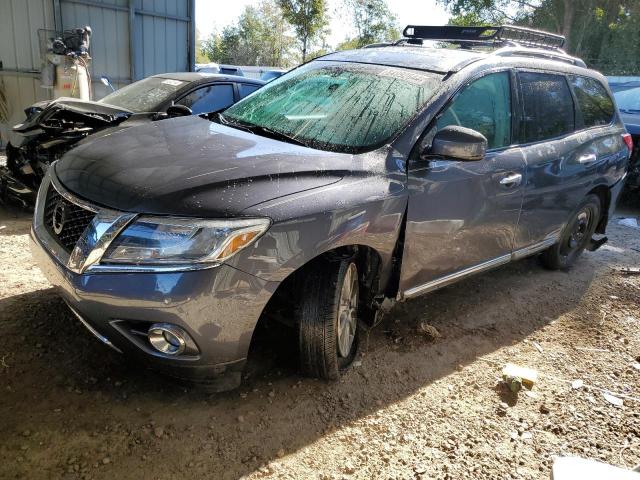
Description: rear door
xmin=400 ymin=71 xmax=526 ymax=298
xmin=513 ymin=71 xmax=619 ymax=252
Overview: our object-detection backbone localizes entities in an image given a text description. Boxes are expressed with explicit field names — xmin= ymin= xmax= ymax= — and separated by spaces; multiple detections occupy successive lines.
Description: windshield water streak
xmin=222 ymin=61 xmax=442 ymax=153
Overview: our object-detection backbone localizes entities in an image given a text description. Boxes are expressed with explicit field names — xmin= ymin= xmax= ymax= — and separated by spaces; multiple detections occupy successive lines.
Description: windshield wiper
xmin=214 ymin=113 xmax=254 ymax=133
xmin=216 ymin=113 xmax=308 ymax=147
xmin=620 ymin=108 xmax=640 ymax=114
xmin=244 ymin=124 xmax=309 ymax=147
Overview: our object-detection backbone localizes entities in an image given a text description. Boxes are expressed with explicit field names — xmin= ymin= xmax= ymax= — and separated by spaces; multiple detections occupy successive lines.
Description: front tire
xmin=540 ymin=194 xmax=601 ymax=270
xmin=298 ymin=259 xmax=360 ymax=380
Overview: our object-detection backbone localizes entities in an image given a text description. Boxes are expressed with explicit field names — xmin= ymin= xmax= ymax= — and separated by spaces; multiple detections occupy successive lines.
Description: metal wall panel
xmin=0 ymin=0 xmax=194 ymax=146
xmin=0 ymin=0 xmax=56 ymax=146
xmin=59 ymin=0 xmax=132 ymax=97
xmin=133 ymin=0 xmax=191 ymax=80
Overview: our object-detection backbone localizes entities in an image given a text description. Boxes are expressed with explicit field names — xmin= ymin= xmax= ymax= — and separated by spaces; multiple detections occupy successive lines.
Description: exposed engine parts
xmin=1 ymin=99 xmax=132 ymax=208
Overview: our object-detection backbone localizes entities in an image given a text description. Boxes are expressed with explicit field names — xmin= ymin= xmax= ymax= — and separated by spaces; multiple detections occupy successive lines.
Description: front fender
xmin=226 ymin=174 xmax=408 ymax=294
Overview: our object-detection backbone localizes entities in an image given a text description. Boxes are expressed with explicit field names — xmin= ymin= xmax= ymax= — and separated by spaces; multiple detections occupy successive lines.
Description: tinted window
xmin=519 ymin=72 xmax=575 ymax=143
xmin=436 ymin=72 xmax=511 ymax=149
xmin=177 ymin=84 xmax=235 ymax=114
xmin=238 ymin=84 xmax=260 ymax=98
xmin=569 ymin=76 xmax=614 ymax=128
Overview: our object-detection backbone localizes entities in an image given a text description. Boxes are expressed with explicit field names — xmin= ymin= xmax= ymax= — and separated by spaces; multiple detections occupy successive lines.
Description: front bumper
xmin=30 ymin=223 xmax=275 ymax=390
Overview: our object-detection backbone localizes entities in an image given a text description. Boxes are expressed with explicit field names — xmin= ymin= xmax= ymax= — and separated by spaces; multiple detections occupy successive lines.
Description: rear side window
xmin=177 ymin=84 xmax=235 ymax=114
xmin=569 ymin=75 xmax=614 ymax=128
xmin=518 ymin=72 xmax=575 ymax=143
xmin=436 ymin=71 xmax=512 ymax=150
xmin=238 ymin=84 xmax=260 ymax=98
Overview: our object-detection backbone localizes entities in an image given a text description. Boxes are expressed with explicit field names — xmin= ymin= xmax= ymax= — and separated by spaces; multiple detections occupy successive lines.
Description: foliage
xmin=200 ymin=1 xmax=298 ymax=67
xmin=194 ymin=28 xmax=209 ymax=64
xmin=276 ymin=0 xmax=329 ymax=62
xmin=339 ymin=0 xmax=401 ymax=49
xmin=440 ymin=0 xmax=640 ymax=74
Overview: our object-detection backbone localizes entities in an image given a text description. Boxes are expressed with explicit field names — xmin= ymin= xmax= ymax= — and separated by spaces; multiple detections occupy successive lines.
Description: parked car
xmin=260 ymin=69 xmax=287 ymax=82
xmin=2 ymin=72 xmax=264 ymax=207
xmin=607 ymin=79 xmax=640 ymax=201
xmin=196 ymin=63 xmax=245 ymax=77
xmin=30 ymin=25 xmax=632 ymax=391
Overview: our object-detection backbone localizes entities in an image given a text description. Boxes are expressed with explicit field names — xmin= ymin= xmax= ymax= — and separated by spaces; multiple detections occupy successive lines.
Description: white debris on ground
xmin=0 ymin=207 xmax=639 ymax=479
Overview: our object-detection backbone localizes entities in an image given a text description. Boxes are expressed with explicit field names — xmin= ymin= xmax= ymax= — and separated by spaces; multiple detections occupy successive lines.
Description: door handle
xmin=578 ymin=153 xmax=597 ymax=164
xmin=499 ymin=173 xmax=522 ymax=187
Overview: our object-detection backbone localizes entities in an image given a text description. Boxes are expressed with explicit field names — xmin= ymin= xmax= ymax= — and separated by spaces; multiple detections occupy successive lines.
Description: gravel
xmin=1 ymin=205 xmax=639 ymax=479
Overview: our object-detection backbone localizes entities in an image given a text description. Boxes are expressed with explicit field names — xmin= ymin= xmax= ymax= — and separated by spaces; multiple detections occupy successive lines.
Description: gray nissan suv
xmin=31 ymin=26 xmax=632 ymax=390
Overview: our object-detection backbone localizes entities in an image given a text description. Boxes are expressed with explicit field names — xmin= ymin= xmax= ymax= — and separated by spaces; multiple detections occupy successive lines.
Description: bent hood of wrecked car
xmin=13 ymin=97 xmax=133 ymax=132
xmin=54 ymin=115 xmax=356 ymax=217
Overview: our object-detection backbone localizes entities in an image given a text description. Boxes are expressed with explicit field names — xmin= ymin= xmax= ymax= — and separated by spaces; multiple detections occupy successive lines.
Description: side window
xmin=518 ymin=72 xmax=575 ymax=143
xmin=569 ymin=75 xmax=614 ymax=128
xmin=238 ymin=83 xmax=260 ymax=99
xmin=177 ymin=84 xmax=235 ymax=115
xmin=436 ymin=72 xmax=511 ymax=150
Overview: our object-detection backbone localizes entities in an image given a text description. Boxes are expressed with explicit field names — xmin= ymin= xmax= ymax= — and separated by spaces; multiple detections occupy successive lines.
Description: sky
xmin=195 ymin=0 xmax=450 ymax=47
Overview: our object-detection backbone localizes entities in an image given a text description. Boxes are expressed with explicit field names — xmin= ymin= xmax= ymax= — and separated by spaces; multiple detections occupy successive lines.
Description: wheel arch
xmin=261 ymin=244 xmax=386 ymax=324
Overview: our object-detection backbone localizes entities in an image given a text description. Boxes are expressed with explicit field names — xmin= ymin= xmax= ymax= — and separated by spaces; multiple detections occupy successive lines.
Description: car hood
xmin=55 ymin=115 xmax=352 ymax=216
xmin=621 ymin=112 xmax=640 ymax=136
xmin=14 ymin=97 xmax=133 ymax=133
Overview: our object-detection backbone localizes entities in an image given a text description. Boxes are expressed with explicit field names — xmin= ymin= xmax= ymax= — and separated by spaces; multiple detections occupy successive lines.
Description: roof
xmin=152 ymin=72 xmax=265 ymax=84
xmin=320 ymin=46 xmax=485 ymax=73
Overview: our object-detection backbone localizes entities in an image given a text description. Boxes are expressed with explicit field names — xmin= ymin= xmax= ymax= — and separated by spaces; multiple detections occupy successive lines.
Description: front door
xmin=399 ymin=71 xmax=526 ymax=299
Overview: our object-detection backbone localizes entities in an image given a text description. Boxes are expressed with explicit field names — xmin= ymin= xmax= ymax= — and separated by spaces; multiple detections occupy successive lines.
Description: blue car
xmin=608 ymin=79 xmax=640 ymax=200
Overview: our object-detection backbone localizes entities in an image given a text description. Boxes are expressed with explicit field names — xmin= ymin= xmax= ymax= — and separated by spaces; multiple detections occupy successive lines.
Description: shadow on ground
xmin=0 ymin=209 xmax=607 ymax=479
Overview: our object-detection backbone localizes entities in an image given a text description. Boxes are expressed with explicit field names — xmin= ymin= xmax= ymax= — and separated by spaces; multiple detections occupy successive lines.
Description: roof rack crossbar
xmin=403 ymin=25 xmax=565 ymax=50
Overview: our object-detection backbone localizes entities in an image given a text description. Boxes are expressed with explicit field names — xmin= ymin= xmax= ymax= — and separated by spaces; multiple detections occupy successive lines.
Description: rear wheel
xmin=540 ymin=194 xmax=601 ymax=270
xmin=298 ymin=259 xmax=360 ymax=380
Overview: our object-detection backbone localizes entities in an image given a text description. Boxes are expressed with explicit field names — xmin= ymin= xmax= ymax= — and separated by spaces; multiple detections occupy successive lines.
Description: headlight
xmin=101 ymin=216 xmax=270 ymax=265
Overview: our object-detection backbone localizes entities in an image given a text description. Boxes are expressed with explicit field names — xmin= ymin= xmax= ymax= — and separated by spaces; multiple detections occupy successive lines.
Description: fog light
xmin=148 ymin=323 xmax=188 ymax=356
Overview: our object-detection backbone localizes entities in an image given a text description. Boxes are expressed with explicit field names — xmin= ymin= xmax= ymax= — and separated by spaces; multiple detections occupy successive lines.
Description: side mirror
xmin=100 ymin=76 xmax=116 ymax=92
xmin=428 ymin=126 xmax=488 ymax=161
xmin=166 ymin=104 xmax=193 ymax=117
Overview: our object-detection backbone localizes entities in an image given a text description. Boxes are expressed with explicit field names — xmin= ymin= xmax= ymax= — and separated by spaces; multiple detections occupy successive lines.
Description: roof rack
xmin=402 ymin=25 xmax=566 ymax=50
xmin=493 ymin=46 xmax=587 ymax=68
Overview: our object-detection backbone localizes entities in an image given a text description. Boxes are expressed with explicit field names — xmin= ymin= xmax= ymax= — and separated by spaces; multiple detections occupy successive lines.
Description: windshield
xmin=612 ymin=85 xmax=640 ymax=112
xmin=222 ymin=61 xmax=442 ymax=153
xmin=99 ymin=77 xmax=186 ymax=112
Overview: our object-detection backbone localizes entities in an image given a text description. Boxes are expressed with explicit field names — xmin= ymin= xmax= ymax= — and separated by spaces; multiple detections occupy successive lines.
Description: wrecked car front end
xmin=2 ymin=98 xmax=132 ymax=207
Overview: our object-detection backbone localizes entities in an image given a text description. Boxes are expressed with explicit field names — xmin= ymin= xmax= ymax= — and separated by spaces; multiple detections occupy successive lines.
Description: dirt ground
xmin=0 ymin=203 xmax=639 ymax=480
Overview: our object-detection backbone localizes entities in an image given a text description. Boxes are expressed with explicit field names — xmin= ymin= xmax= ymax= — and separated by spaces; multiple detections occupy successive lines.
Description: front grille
xmin=44 ymin=185 xmax=96 ymax=252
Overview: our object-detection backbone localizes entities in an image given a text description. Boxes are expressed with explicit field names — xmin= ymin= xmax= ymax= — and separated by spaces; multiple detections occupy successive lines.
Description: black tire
xmin=540 ymin=194 xmax=601 ymax=270
xmin=298 ymin=258 xmax=360 ymax=380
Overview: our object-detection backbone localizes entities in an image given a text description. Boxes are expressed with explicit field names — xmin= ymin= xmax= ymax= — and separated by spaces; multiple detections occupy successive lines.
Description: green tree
xmin=277 ymin=0 xmax=329 ymax=62
xmin=195 ymin=28 xmax=210 ymax=64
xmin=440 ymin=0 xmax=640 ymax=74
xmin=201 ymin=1 xmax=297 ymax=67
xmin=341 ymin=0 xmax=400 ymax=48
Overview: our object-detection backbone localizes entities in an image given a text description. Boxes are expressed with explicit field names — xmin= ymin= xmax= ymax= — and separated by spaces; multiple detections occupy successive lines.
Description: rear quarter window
xmin=238 ymin=83 xmax=261 ymax=98
xmin=569 ymin=75 xmax=614 ymax=128
xmin=518 ymin=72 xmax=575 ymax=143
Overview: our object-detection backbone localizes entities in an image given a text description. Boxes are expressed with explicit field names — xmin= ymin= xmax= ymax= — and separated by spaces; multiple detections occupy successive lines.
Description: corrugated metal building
xmin=0 ymin=0 xmax=195 ymax=147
